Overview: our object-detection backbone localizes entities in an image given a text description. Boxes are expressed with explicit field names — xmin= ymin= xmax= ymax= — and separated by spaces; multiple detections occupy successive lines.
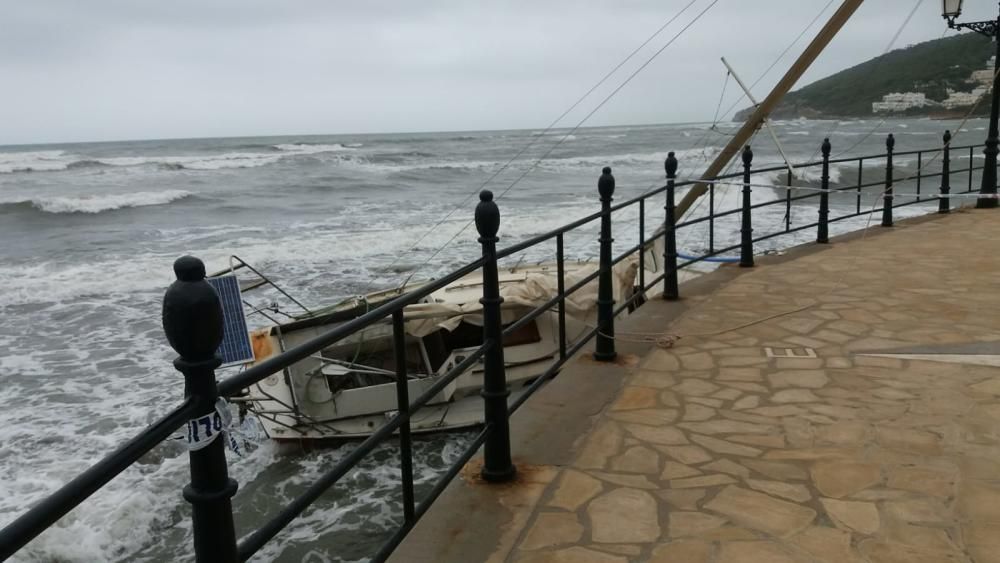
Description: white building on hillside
xmin=872 ymin=92 xmax=932 ymax=113
xmin=942 ymin=87 xmax=988 ymax=109
xmin=872 ymin=56 xmax=996 ymax=114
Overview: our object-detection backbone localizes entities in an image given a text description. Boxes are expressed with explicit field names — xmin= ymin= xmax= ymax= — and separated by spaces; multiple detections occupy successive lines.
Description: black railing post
xmin=940 ymin=130 xmax=952 ymax=214
xmin=817 ymin=138 xmax=831 ymax=243
xmin=740 ymin=146 xmax=754 ymax=268
xmin=391 ymin=310 xmax=415 ymax=522
xmin=556 ymin=233 xmax=567 ymax=360
xmin=594 ymin=167 xmax=617 ymax=362
xmin=882 ymin=133 xmax=894 ymax=227
xmin=664 ymin=152 xmax=680 ymax=301
xmin=475 ymin=190 xmax=516 ymax=483
xmin=162 ymin=256 xmax=238 ymax=563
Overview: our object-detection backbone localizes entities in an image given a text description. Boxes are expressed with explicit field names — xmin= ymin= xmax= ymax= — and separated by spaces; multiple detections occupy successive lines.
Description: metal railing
xmin=0 ymin=130 xmax=992 ymax=562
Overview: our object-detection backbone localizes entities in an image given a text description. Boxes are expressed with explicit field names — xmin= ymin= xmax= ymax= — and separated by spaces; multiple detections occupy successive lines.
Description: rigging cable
xmin=687 ymin=0 xmax=838 ymax=149
xmin=812 ymin=0 xmax=928 ymax=161
xmin=709 ymin=72 xmax=732 ymax=133
xmin=368 ymin=0 xmax=704 ymax=291
xmin=406 ymin=0 xmax=724 ymax=277
xmin=555 ymin=0 xmax=843 ymax=266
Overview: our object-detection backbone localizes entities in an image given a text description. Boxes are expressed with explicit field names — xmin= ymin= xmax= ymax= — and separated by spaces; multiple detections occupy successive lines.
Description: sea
xmin=0 ymin=117 xmax=987 ymax=562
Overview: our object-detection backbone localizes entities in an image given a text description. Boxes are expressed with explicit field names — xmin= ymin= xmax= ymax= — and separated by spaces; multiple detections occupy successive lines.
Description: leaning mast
xmin=674 ymin=0 xmax=865 ymax=218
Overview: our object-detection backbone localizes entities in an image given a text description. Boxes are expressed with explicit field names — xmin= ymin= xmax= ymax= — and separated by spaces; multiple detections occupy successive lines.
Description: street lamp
xmin=942 ymin=0 xmax=1000 ymax=208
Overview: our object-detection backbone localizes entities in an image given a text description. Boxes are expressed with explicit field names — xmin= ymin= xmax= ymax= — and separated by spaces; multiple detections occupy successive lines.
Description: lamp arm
xmin=950 ymin=19 xmax=999 ymax=37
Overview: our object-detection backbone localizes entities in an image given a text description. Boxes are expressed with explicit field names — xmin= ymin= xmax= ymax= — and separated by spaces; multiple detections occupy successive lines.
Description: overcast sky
xmin=0 ymin=0 xmax=990 ymax=145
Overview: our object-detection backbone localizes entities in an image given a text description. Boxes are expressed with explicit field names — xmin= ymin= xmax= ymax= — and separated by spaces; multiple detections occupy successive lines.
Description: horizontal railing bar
xmin=239 ymin=402 xmax=418 ymax=557
xmin=826 ymin=208 xmax=887 ymax=224
xmin=642 ymin=271 xmax=667 ymax=293
xmin=0 ymin=398 xmax=200 ymax=559
xmin=678 ymin=242 xmax=742 ymax=268
xmin=612 ymin=288 xmax=646 ymax=318
xmin=510 ymin=318 xmax=607 ymax=417
xmin=408 ymin=346 xmax=490 ymax=411
xmin=753 ymin=221 xmax=818 ymax=243
xmin=500 ymin=254 xmax=615 ymax=337
xmin=509 ymin=356 xmax=571 ymax=414
xmin=496 ymin=183 xmax=677 ymax=260
xmin=496 ymin=214 xmax=603 ymax=259
xmin=893 ymin=198 xmax=939 ymax=209
xmin=824 ymin=144 xmax=975 ymax=165
xmin=510 ymin=322 xmax=606 ymax=413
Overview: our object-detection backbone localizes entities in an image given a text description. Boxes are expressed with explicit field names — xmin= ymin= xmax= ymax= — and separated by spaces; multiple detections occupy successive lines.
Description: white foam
xmin=6 ymin=190 xmax=194 ymax=214
xmin=272 ymin=143 xmax=356 ymax=154
xmin=756 ymin=164 xmax=842 ymax=187
xmin=530 ymin=131 xmax=575 ymax=139
xmin=0 ymin=144 xmax=358 ymax=175
xmin=98 ymin=152 xmax=284 ymax=170
xmin=538 ymin=148 xmax=720 ymax=172
xmin=0 ymin=150 xmax=72 ymax=173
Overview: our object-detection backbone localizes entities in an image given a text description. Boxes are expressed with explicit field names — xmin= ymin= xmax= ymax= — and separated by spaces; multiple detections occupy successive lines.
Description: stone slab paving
xmin=498 ymin=210 xmax=1000 ymax=562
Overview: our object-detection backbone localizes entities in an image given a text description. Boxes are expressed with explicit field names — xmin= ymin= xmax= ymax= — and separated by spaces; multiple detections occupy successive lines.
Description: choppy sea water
xmin=0 ymin=117 xmax=987 ymax=561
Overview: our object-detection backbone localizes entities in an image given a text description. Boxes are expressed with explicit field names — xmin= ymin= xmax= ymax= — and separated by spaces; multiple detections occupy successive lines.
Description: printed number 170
xmin=188 ymin=412 xmax=223 ymax=443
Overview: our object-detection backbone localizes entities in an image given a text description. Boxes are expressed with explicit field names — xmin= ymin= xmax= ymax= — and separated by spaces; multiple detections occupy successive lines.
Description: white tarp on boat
xmin=402 ymin=259 xmax=639 ymax=337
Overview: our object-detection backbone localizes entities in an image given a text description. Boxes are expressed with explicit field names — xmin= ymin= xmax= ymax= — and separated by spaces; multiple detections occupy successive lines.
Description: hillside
xmin=734 ymin=32 xmax=994 ymax=120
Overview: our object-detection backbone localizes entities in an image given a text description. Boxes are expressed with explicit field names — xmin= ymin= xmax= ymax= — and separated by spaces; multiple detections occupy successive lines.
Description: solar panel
xmin=206 ymin=274 xmax=255 ymax=367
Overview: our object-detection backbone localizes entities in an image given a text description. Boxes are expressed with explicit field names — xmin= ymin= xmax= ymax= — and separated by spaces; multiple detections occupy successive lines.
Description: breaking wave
xmin=0 ymin=190 xmax=194 ymax=215
xmin=0 ymin=143 xmax=357 ymax=174
xmin=0 ymin=150 xmax=72 ymax=173
xmin=272 ymin=143 xmax=355 ymax=154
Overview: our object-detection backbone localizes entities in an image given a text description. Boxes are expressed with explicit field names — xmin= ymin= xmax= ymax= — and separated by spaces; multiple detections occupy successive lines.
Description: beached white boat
xmin=228 ymin=258 xmax=645 ymax=441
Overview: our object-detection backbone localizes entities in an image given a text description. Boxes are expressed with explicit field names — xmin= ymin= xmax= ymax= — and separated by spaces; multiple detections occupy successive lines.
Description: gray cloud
xmin=0 ymin=0 xmax=979 ymax=144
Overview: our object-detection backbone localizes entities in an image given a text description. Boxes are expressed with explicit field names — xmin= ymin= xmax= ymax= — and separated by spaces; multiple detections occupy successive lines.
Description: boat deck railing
xmin=0 ymin=131 xmax=993 ymax=562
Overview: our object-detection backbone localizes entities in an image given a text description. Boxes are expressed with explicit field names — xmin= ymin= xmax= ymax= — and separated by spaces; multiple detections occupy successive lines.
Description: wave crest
xmin=0 ymin=143 xmax=360 ymax=175
xmin=0 ymin=150 xmax=70 ymax=173
xmin=0 ymin=190 xmax=193 ymax=215
xmin=272 ymin=143 xmax=356 ymax=154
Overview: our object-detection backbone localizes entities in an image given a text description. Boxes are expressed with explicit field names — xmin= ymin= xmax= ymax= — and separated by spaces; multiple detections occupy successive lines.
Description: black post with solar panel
xmin=162 ymin=256 xmax=239 ymax=563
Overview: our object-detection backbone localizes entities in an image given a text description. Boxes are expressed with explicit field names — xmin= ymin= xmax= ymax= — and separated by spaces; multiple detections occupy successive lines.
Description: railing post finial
xmin=475 ymin=189 xmax=500 ymax=241
xmin=664 ymin=152 xmax=680 ymax=300
xmin=740 ymin=146 xmax=755 ymax=268
xmin=940 ymin=130 xmax=952 ymax=214
xmin=595 ymin=167 xmax=617 ymax=361
xmin=162 ymin=255 xmax=239 ymax=563
xmin=475 ymin=191 xmax=516 ymax=483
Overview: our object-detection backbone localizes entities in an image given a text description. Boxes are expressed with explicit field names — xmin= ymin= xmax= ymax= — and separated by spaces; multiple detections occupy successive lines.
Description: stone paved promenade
xmin=396 ymin=209 xmax=1000 ymax=563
